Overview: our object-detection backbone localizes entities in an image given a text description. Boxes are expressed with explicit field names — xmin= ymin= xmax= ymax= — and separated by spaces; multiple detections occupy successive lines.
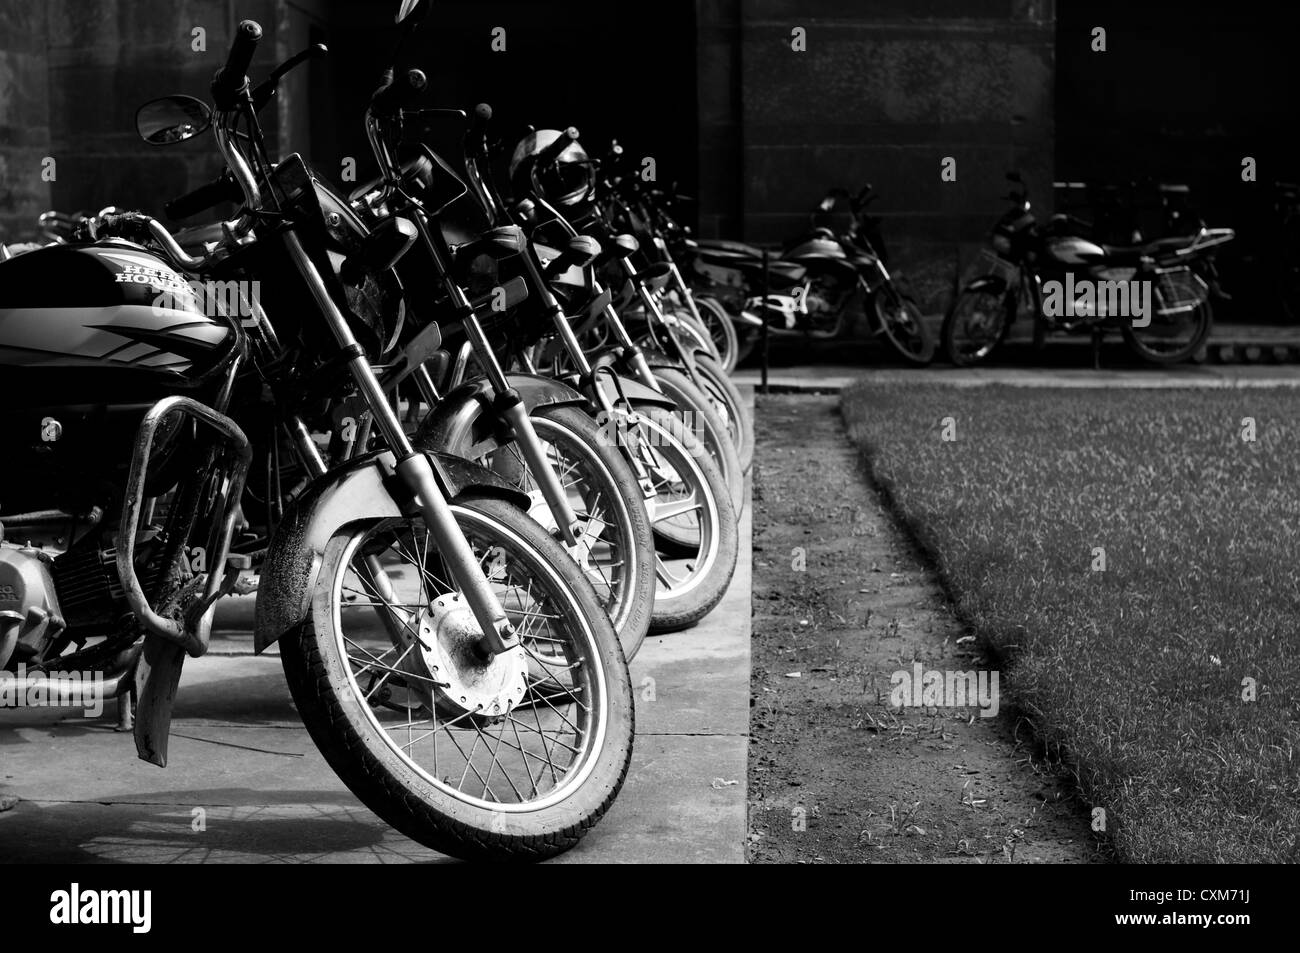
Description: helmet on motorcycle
xmin=509 ymin=129 xmax=596 ymax=207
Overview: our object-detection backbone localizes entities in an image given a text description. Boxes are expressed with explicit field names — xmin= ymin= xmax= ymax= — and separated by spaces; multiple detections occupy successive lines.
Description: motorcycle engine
xmin=803 ymin=276 xmax=838 ymax=324
xmin=0 ymin=542 xmax=66 ymax=671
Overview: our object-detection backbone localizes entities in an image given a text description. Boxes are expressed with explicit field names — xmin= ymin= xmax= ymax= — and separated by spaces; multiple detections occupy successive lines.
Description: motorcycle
xmin=667 ymin=183 xmax=935 ymax=366
xmin=0 ymin=7 xmax=633 ymax=861
xmin=942 ymin=172 xmax=1235 ymax=366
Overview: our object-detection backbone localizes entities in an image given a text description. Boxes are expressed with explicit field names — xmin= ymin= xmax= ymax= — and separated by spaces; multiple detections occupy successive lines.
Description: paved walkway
xmin=0 ymin=399 xmax=754 ymax=864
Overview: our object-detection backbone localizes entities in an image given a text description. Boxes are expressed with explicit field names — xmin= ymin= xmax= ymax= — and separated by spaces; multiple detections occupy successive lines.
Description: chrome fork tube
xmin=409 ymin=215 xmax=580 ymax=544
xmin=280 ymin=230 xmax=514 ymax=655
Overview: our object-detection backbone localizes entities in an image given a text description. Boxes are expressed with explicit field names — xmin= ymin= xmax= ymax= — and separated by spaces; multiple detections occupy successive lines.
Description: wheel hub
xmin=416 ymin=593 xmax=528 ymax=722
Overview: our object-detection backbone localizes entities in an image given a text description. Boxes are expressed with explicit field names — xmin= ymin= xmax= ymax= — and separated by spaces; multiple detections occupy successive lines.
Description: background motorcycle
xmin=943 ymin=172 xmax=1234 ymax=366
xmin=667 ymin=184 xmax=935 ymax=366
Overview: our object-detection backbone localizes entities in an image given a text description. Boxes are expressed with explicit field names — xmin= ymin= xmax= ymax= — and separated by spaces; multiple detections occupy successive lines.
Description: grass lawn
xmin=841 ymin=382 xmax=1300 ymax=863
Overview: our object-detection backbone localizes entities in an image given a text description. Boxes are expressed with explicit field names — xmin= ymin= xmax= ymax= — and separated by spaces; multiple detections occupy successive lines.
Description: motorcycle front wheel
xmin=694 ymin=295 xmax=741 ymax=373
xmin=417 ymin=403 xmax=655 ymax=660
xmin=941 ymin=287 xmax=1014 ymax=366
xmin=691 ymin=353 xmax=753 ymax=474
xmin=280 ymin=495 xmax=634 ymax=861
xmin=651 ymin=366 xmax=745 ymax=516
xmin=618 ymin=404 xmax=739 ymax=631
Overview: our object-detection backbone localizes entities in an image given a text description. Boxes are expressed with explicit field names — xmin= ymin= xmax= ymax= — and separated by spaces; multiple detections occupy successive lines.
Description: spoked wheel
xmin=280 ymin=495 xmax=634 ymax=861
xmin=694 ymin=295 xmax=741 ymax=373
xmin=941 ymin=287 xmax=1014 ymax=367
xmin=664 ymin=307 xmax=724 ymax=365
xmin=691 ymin=353 xmax=753 ymax=474
xmin=650 ymin=366 xmax=744 ymax=516
xmin=873 ymin=289 xmax=935 ymax=366
xmin=1122 ymin=300 xmax=1212 ymax=365
xmin=613 ymin=405 xmax=739 ymax=632
xmin=416 ymin=405 xmax=654 ymax=660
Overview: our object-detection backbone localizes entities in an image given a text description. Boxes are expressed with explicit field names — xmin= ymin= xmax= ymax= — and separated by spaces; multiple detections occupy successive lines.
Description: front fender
xmin=412 ymin=373 xmax=589 ymax=453
xmin=252 ymin=450 xmax=528 ymax=653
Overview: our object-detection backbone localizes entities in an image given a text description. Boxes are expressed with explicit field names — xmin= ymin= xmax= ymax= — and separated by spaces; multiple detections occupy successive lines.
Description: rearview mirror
xmin=135 ymin=96 xmax=212 ymax=145
xmin=396 ymin=0 xmax=427 ymax=24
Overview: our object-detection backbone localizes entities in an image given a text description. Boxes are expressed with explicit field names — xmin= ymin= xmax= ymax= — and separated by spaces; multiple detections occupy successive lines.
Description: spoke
xmin=650 ymin=495 xmax=702 ymax=523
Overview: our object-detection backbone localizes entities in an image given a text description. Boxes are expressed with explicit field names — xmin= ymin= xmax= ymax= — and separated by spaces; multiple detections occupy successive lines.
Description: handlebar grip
xmin=212 ymin=19 xmax=262 ymax=109
xmin=467 ymin=102 xmax=493 ymax=154
xmin=165 ymin=173 xmax=241 ymax=220
xmin=535 ymin=127 xmax=579 ymax=171
xmin=89 ymin=210 xmax=152 ymax=243
xmin=371 ymin=68 xmax=427 ymax=118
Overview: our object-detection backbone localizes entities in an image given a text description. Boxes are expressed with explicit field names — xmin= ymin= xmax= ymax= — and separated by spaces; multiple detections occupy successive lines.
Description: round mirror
xmin=135 ymin=96 xmax=213 ymax=145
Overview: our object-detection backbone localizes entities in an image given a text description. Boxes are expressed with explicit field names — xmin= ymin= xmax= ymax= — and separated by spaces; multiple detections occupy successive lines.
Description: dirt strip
xmin=747 ymin=394 xmax=1103 ymax=863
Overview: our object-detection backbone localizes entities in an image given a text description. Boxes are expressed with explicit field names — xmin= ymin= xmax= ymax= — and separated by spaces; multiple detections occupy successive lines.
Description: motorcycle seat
xmin=695 ymin=238 xmax=765 ymax=259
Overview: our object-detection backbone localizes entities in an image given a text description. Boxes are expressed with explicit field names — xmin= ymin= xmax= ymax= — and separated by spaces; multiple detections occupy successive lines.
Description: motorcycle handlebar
xmin=211 ymin=19 xmax=262 ymax=110
xmin=371 ymin=67 xmax=427 ymax=118
xmin=535 ymin=127 xmax=579 ymax=171
xmin=165 ymin=173 xmax=241 ymax=220
xmin=467 ymin=102 xmax=493 ymax=156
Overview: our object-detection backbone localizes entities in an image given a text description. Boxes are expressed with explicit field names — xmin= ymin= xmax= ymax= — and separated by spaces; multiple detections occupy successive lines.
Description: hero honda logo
xmin=102 ymin=251 xmax=260 ymax=323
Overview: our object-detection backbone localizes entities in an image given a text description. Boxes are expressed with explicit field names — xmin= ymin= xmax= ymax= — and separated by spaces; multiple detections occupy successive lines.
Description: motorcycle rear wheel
xmin=873 ymin=289 xmax=936 ymax=366
xmin=1121 ymin=301 xmax=1212 ymax=365
xmin=279 ymin=495 xmax=634 ymax=861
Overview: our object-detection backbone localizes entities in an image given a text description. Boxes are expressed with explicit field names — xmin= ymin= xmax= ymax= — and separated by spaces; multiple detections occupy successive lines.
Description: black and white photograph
xmin=0 ymin=0 xmax=1289 ymax=921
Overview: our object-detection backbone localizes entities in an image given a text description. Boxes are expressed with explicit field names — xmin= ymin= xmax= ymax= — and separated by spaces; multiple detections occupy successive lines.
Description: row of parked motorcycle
xmin=0 ymin=1 xmax=754 ymax=861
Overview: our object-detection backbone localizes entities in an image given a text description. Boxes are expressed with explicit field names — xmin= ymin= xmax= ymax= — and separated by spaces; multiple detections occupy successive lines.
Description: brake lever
xmin=251 ymin=43 xmax=327 ymax=111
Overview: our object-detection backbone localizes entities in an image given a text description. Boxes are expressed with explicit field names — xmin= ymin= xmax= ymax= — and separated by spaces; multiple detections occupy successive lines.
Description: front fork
xmin=409 ymin=214 xmax=580 ymax=546
xmin=281 ymin=230 xmax=516 ymax=657
xmin=516 ymin=241 xmax=661 ymax=494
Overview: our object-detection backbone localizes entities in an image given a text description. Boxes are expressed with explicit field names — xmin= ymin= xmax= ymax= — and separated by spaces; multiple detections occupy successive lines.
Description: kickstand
xmin=1091 ymin=328 xmax=1103 ymax=369
xmin=116 ymin=685 xmax=136 ymax=732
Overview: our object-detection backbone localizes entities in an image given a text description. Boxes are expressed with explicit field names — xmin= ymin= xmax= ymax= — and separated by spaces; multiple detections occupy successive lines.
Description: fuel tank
xmin=0 ymin=241 xmax=240 ymax=399
xmin=1046 ymin=236 xmax=1106 ymax=265
xmin=0 ymin=242 xmax=242 ymax=517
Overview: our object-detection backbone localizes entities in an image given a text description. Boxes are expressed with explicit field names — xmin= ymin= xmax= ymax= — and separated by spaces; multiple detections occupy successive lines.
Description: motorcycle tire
xmin=279 ymin=494 xmax=634 ymax=862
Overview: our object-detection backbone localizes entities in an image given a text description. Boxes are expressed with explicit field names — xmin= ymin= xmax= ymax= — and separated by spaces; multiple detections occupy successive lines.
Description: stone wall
xmin=0 ymin=0 xmax=288 ymax=241
xmin=698 ymin=0 xmax=1055 ymax=313
xmin=0 ymin=3 xmax=51 ymax=242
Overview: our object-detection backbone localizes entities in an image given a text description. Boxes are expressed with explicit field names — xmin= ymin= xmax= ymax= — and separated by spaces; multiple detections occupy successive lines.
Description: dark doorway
xmin=313 ymin=1 xmax=698 ymax=230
